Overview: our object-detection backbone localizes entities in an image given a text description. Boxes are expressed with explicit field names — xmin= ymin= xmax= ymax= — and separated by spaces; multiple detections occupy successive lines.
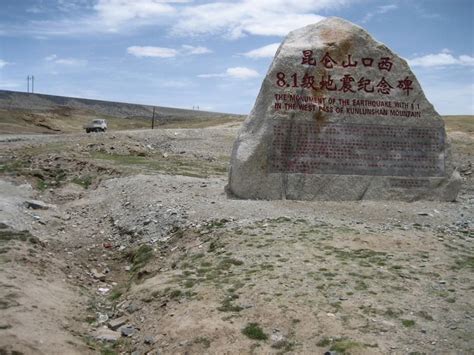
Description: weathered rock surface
xmin=228 ymin=17 xmax=461 ymax=201
xmin=93 ymin=327 xmax=121 ymax=342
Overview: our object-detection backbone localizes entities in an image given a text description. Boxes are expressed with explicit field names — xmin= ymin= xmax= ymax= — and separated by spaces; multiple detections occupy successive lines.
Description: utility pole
xmin=26 ymin=75 xmax=35 ymax=93
xmin=151 ymin=107 xmax=155 ymax=129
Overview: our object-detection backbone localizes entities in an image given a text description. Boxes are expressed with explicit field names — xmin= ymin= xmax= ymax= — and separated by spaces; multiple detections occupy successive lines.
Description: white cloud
xmin=0 ymin=59 xmax=9 ymax=68
xmin=127 ymin=46 xmax=178 ymax=58
xmin=45 ymin=54 xmax=58 ymax=61
xmin=361 ymin=4 xmax=398 ymax=24
xmin=226 ymin=67 xmax=259 ymax=79
xmin=94 ymin=0 xmax=187 ymax=31
xmin=55 ymin=58 xmax=88 ymax=66
xmin=181 ymin=45 xmax=212 ymax=55
xmin=198 ymin=66 xmax=259 ymax=80
xmin=408 ymin=51 xmax=474 ymax=67
xmin=14 ymin=0 xmax=354 ymax=38
xmin=243 ymin=43 xmax=280 ymax=59
xmin=127 ymin=45 xmax=211 ymax=58
xmin=197 ymin=73 xmax=225 ymax=79
xmin=44 ymin=54 xmax=87 ymax=66
xmin=171 ymin=1 xmax=335 ymax=38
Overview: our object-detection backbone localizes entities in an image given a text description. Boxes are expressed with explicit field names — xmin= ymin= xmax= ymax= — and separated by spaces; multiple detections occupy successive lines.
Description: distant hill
xmin=0 ymin=90 xmax=245 ymax=134
xmin=0 ymin=90 xmax=241 ymax=120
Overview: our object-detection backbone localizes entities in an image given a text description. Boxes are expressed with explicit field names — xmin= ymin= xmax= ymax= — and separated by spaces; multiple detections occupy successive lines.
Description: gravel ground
xmin=0 ymin=123 xmax=472 ymax=354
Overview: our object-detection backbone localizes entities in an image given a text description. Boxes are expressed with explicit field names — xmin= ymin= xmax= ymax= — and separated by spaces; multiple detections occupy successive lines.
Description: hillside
xmin=0 ymin=90 xmax=244 ymax=134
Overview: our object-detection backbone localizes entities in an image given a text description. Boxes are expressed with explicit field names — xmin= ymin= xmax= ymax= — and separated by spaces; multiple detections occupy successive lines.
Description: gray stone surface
xmin=108 ymin=316 xmax=128 ymax=330
xmin=93 ymin=327 xmax=121 ymax=342
xmin=227 ymin=17 xmax=461 ymax=201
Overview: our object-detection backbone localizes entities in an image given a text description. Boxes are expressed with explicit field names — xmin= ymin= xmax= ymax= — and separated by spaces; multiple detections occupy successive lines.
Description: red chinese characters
xmin=362 ymin=58 xmax=374 ymax=67
xmin=320 ymin=75 xmax=337 ymax=91
xmin=320 ymin=52 xmax=337 ymax=69
xmin=301 ymin=50 xmax=317 ymax=66
xmin=275 ymin=72 xmax=414 ymax=96
xmin=301 ymin=74 xmax=318 ymax=89
xmin=342 ymin=54 xmax=357 ymax=68
xmin=340 ymin=74 xmax=355 ymax=92
xmin=397 ymin=77 xmax=414 ymax=96
xmin=299 ymin=50 xmax=393 ymax=72
xmin=376 ymin=77 xmax=393 ymax=94
xmin=277 ymin=53 xmax=414 ymax=96
xmin=378 ymin=57 xmax=393 ymax=71
xmin=357 ymin=77 xmax=374 ymax=93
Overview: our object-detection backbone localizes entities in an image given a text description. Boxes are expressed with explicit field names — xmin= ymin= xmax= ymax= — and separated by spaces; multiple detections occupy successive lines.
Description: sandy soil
xmin=0 ymin=121 xmax=472 ymax=354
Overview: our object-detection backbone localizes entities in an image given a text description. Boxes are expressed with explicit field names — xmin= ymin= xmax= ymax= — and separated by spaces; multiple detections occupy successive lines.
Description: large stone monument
xmin=227 ymin=17 xmax=461 ymax=201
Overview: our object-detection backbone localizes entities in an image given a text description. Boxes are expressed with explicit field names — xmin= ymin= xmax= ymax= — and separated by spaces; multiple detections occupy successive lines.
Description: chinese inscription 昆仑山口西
xmin=275 ymin=50 xmax=413 ymax=95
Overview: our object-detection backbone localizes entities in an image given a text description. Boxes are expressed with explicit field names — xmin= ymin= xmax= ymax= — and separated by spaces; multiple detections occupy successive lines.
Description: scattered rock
xmin=97 ymin=313 xmax=109 ymax=324
xmin=94 ymin=327 xmax=121 ymax=342
xmin=126 ymin=302 xmax=141 ymax=314
xmin=120 ymin=325 xmax=137 ymax=337
xmin=25 ymin=200 xmax=53 ymax=210
xmin=108 ymin=316 xmax=128 ymax=330
xmin=91 ymin=268 xmax=106 ymax=281
xmin=144 ymin=335 xmax=156 ymax=344
xmin=98 ymin=287 xmax=110 ymax=295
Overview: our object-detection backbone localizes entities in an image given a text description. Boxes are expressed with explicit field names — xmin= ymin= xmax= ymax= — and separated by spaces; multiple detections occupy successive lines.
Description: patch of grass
xmin=316 ymin=337 xmax=331 ymax=347
xmin=206 ymin=219 xmax=229 ymax=229
xmin=0 ymin=159 xmax=27 ymax=174
xmin=218 ymin=257 xmax=244 ymax=270
xmin=100 ymin=347 xmax=117 ymax=355
xmin=269 ymin=217 xmax=292 ymax=223
xmin=355 ymin=280 xmax=368 ymax=290
xmin=71 ymin=175 xmax=93 ymax=189
xmin=317 ymin=337 xmax=375 ymax=353
xmin=259 ymin=262 xmax=274 ymax=271
xmin=384 ymin=308 xmax=401 ymax=318
xmin=451 ymin=256 xmax=474 ymax=270
xmin=183 ymin=279 xmax=196 ymax=288
xmin=91 ymin=151 xmax=227 ymax=178
xmin=156 ymin=115 xmax=243 ymax=129
xmin=444 ymin=115 xmax=474 ymax=133
xmin=169 ymin=289 xmax=182 ymax=299
xmin=108 ymin=288 xmax=123 ymax=301
xmin=242 ymin=323 xmax=268 ymax=340
xmin=271 ymin=340 xmax=294 ymax=351
xmin=218 ymin=294 xmax=242 ymax=312
xmin=36 ymin=179 xmax=49 ymax=191
xmin=128 ymin=244 xmax=153 ymax=272
xmin=194 ymin=336 xmax=211 ymax=348
xmin=417 ymin=310 xmax=433 ymax=321
xmin=401 ymin=319 xmax=416 ymax=327
xmin=0 ymin=228 xmax=38 ymax=245
xmin=330 ymin=338 xmax=366 ymax=353
xmin=0 ymin=292 xmax=20 ymax=309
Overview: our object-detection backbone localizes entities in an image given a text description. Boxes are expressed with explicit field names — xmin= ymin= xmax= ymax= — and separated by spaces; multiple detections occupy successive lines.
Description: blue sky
xmin=0 ymin=0 xmax=473 ymax=114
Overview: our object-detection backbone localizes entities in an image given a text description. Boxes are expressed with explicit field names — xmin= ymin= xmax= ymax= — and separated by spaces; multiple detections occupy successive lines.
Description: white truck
xmin=84 ymin=119 xmax=107 ymax=133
